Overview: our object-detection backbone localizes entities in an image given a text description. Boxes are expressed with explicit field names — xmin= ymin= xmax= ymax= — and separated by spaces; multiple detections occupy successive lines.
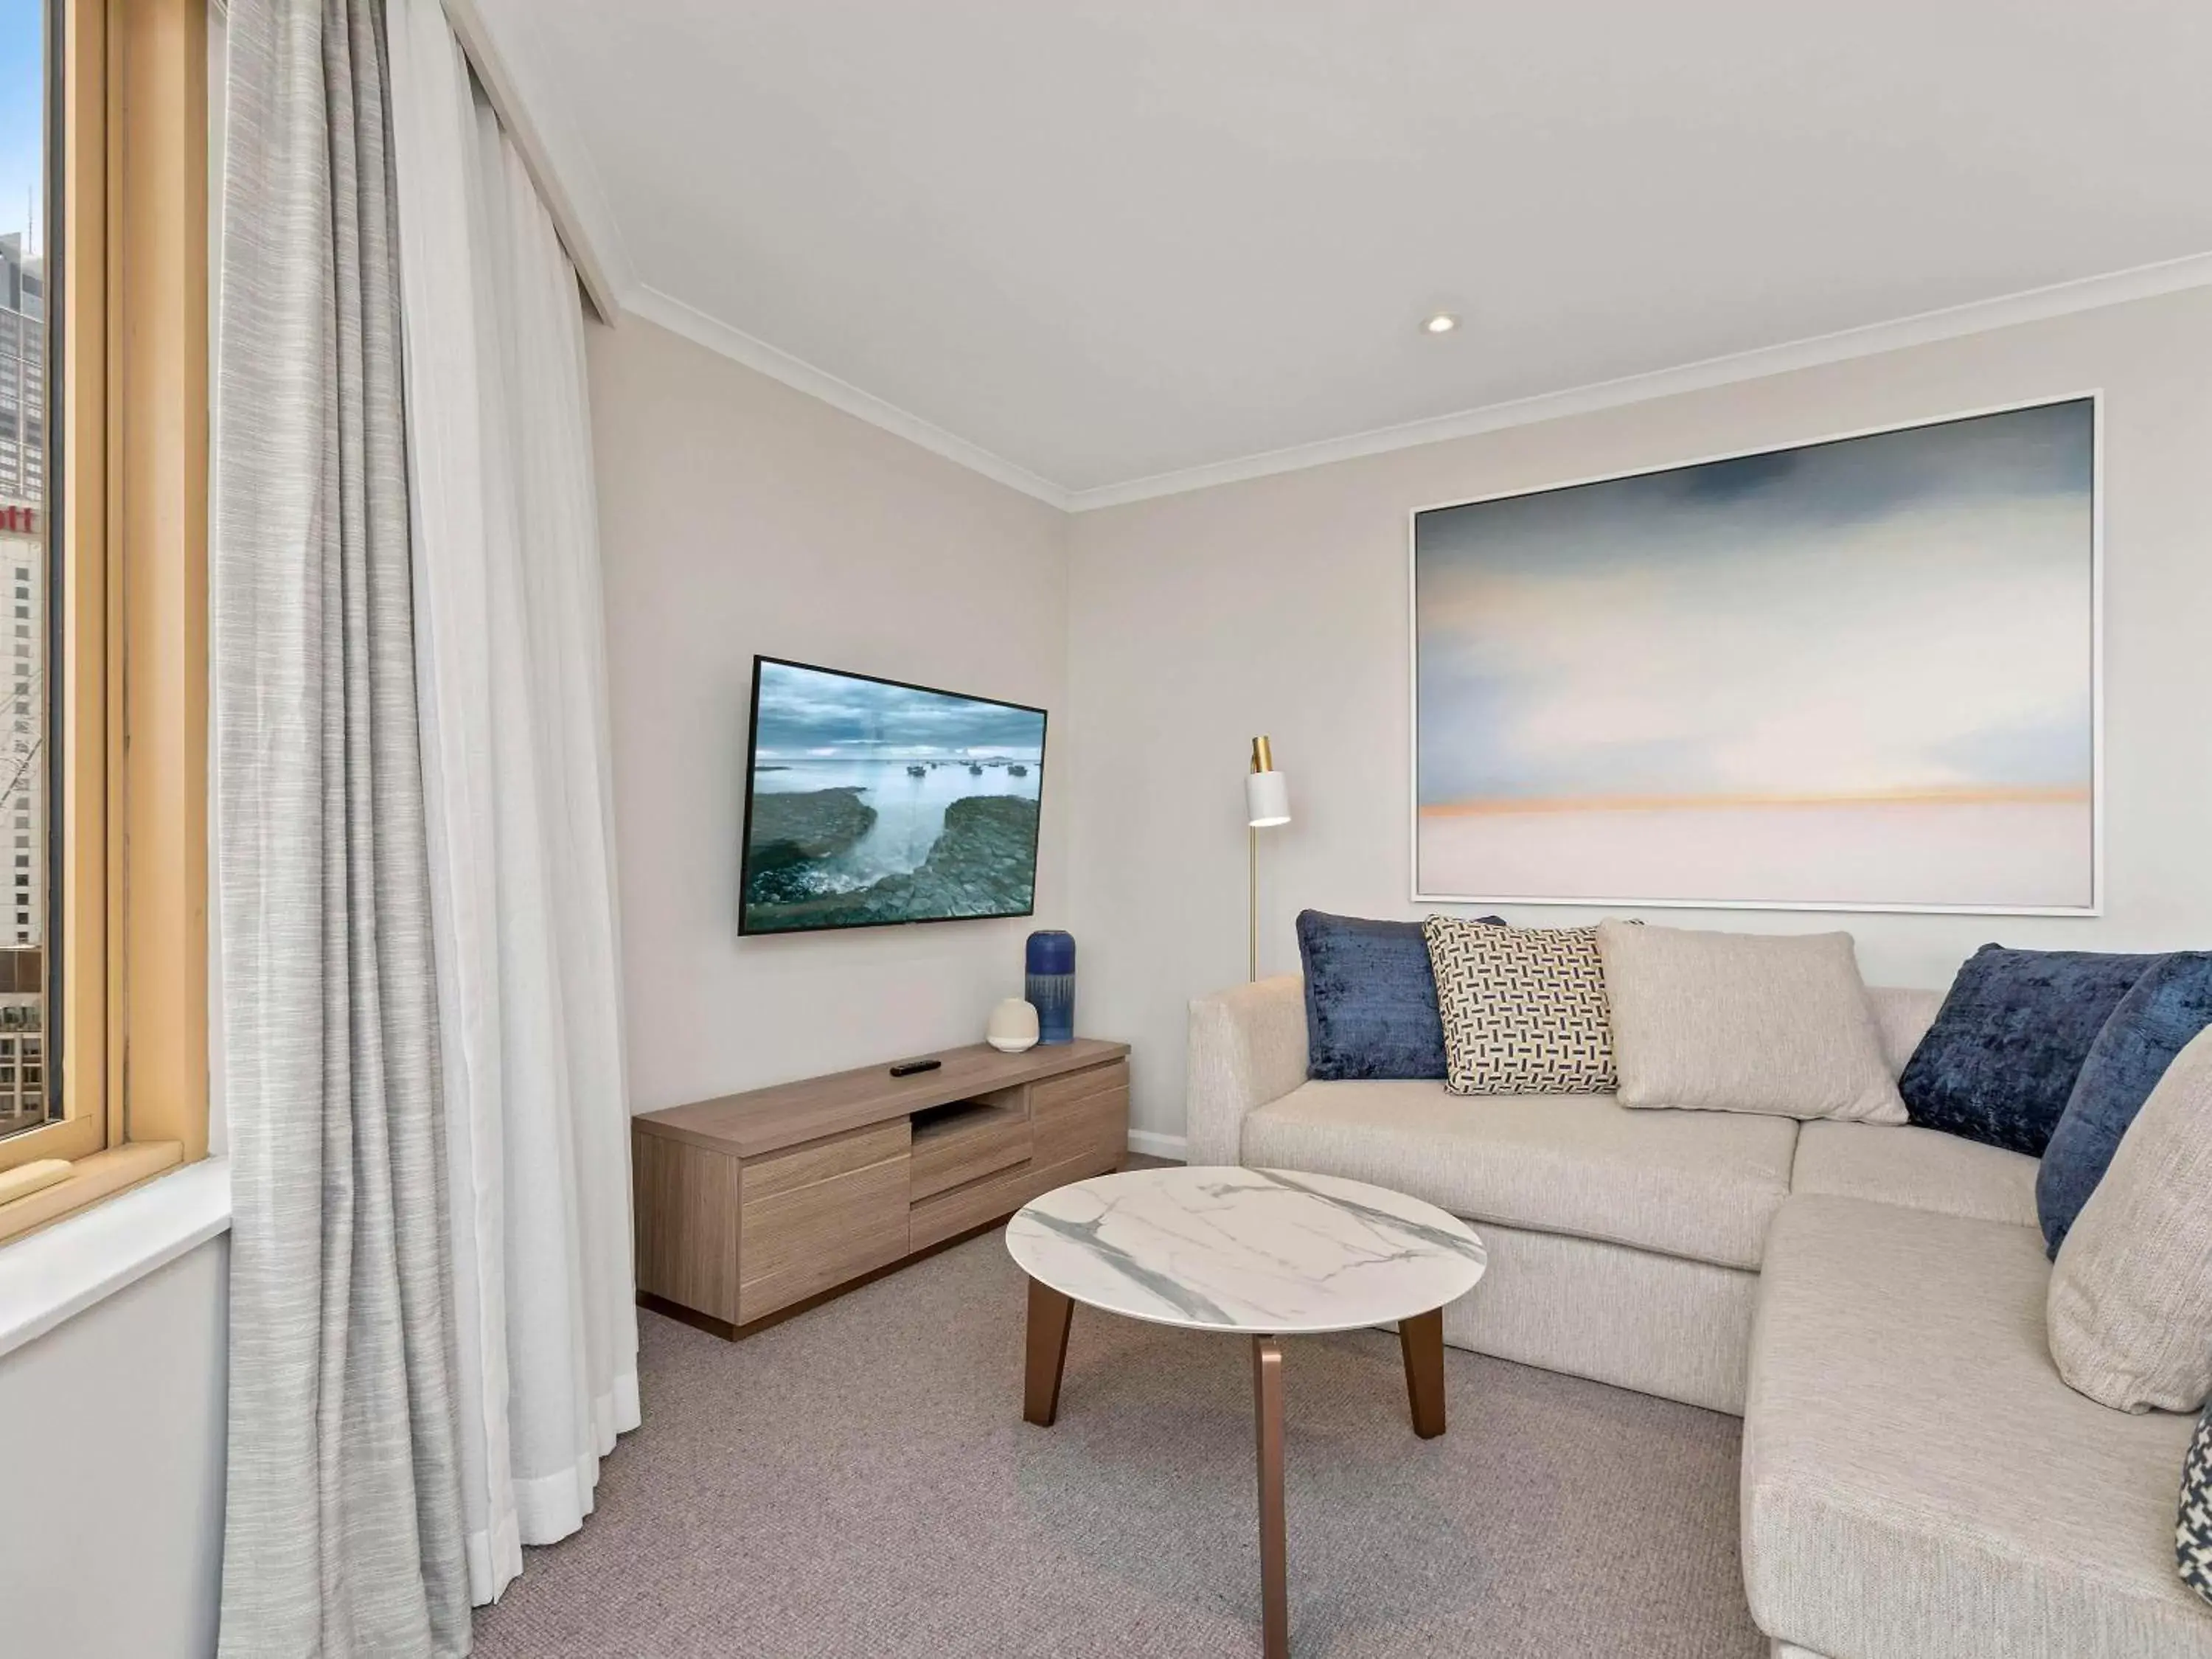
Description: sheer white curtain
xmin=385 ymin=0 xmax=639 ymax=1604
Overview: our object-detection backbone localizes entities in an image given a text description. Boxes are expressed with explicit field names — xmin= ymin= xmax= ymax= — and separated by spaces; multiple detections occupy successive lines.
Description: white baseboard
xmin=1126 ymin=1130 xmax=1188 ymax=1164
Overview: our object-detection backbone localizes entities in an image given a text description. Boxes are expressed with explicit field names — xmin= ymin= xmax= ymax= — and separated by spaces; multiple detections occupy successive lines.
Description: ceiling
xmin=487 ymin=1 xmax=2212 ymax=504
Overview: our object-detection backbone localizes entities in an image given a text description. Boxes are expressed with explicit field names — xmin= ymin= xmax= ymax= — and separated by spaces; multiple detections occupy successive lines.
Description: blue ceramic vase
xmin=1026 ymin=930 xmax=1076 ymax=1045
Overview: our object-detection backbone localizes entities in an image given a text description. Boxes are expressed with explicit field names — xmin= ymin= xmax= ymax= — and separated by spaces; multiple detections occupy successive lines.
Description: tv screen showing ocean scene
xmin=740 ymin=658 xmax=1047 ymax=934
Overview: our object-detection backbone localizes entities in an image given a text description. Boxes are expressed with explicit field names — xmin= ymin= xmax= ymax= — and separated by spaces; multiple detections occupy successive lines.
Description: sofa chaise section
xmin=1743 ymin=1195 xmax=2208 ymax=1659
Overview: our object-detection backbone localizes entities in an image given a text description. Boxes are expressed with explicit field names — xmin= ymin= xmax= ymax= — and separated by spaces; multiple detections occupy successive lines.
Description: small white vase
xmin=986 ymin=998 xmax=1040 ymax=1053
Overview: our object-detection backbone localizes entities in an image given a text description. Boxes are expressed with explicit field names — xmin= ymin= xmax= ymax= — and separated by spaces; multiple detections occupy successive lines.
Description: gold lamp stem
xmin=1248 ymin=734 xmax=1268 ymax=982
xmin=1245 ymin=734 xmax=1283 ymax=983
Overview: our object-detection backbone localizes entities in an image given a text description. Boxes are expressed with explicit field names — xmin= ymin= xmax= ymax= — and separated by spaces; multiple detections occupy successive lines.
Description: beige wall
xmin=1066 ymin=288 xmax=2212 ymax=1142
xmin=589 ymin=317 xmax=1072 ymax=1112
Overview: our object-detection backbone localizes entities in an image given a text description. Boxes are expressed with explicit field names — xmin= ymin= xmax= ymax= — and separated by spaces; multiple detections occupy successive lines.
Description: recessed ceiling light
xmin=1422 ymin=312 xmax=1459 ymax=335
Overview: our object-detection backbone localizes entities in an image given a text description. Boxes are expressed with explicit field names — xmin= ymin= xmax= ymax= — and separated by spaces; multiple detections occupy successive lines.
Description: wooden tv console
xmin=632 ymin=1038 xmax=1130 ymax=1338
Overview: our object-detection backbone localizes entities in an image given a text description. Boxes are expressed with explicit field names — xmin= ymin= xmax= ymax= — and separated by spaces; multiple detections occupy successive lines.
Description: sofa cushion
xmin=1597 ymin=922 xmax=1905 ymax=1123
xmin=2048 ymin=1025 xmax=2212 ymax=1413
xmin=1745 ymin=1196 xmax=2210 ymax=1659
xmin=1295 ymin=909 xmax=1500 ymax=1082
xmin=1790 ymin=1120 xmax=2039 ymax=1227
xmin=2038 ymin=951 xmax=2212 ymax=1255
xmin=1899 ymin=944 xmax=2162 ymax=1155
xmin=1239 ymin=1078 xmax=1796 ymax=1270
xmin=1424 ymin=917 xmax=1619 ymax=1095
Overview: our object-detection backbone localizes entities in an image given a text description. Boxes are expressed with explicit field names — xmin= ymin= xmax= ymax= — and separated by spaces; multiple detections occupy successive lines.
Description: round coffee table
xmin=1005 ymin=1165 xmax=1487 ymax=1658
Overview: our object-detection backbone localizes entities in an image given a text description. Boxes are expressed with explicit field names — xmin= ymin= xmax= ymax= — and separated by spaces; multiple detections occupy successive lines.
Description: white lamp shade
xmin=1246 ymin=769 xmax=1290 ymax=829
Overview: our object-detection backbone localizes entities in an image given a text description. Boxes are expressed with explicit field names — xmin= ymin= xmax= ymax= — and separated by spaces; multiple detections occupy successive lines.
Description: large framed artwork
xmin=1411 ymin=395 xmax=2099 ymax=914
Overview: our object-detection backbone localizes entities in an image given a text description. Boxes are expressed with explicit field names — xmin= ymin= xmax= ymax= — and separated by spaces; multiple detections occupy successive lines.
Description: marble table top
xmin=1005 ymin=1166 xmax=1487 ymax=1335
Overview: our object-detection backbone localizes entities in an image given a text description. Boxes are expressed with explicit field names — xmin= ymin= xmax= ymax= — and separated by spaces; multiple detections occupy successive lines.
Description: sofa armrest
xmin=1185 ymin=973 xmax=1310 ymax=1167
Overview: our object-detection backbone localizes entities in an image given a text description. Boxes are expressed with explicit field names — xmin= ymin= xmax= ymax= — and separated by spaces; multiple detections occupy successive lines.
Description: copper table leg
xmin=1398 ymin=1307 xmax=1447 ymax=1439
xmin=1023 ymin=1276 xmax=1074 ymax=1427
xmin=1253 ymin=1335 xmax=1288 ymax=1659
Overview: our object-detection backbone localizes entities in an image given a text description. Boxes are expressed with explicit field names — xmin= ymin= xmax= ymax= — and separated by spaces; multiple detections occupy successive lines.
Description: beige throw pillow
xmin=2048 ymin=1026 xmax=2212 ymax=1413
xmin=1423 ymin=917 xmax=1618 ymax=1095
xmin=1596 ymin=921 xmax=1906 ymax=1123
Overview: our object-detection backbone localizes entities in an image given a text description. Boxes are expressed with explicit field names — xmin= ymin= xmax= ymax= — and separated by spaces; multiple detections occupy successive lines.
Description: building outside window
xmin=0 ymin=0 xmax=49 ymax=1141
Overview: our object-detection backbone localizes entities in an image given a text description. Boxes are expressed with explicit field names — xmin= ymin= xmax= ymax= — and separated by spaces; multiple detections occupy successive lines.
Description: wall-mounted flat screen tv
xmin=739 ymin=657 xmax=1048 ymax=936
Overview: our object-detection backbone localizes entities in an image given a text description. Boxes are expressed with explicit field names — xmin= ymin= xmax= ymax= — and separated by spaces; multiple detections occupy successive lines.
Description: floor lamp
xmin=1245 ymin=736 xmax=1290 ymax=981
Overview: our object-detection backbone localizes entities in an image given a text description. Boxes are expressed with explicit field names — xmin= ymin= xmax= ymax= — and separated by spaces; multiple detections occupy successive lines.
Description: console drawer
xmin=908 ymin=1157 xmax=1039 ymax=1252
xmin=1033 ymin=1060 xmax=1129 ymax=1168
xmin=743 ymin=1120 xmax=909 ymax=1201
xmin=739 ymin=1122 xmax=911 ymax=1324
xmin=1031 ymin=1060 xmax=1130 ymax=1116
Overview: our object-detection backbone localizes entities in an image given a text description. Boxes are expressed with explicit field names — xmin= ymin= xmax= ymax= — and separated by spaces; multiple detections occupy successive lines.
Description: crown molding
xmin=624 ymin=249 xmax=2212 ymax=516
xmin=448 ymin=0 xmax=636 ymax=323
xmin=625 ymin=286 xmax=1074 ymax=509
xmin=1064 ymin=248 xmax=2212 ymax=511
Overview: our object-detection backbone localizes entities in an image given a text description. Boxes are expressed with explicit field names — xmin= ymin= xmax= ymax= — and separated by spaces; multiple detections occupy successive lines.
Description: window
xmin=0 ymin=0 xmax=209 ymax=1237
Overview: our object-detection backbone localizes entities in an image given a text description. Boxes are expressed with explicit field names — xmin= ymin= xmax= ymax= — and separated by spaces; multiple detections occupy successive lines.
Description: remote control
xmin=888 ymin=1058 xmax=943 ymax=1077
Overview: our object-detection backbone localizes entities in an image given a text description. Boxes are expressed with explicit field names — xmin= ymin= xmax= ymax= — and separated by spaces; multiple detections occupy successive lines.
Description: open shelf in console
xmin=911 ymin=1098 xmax=1013 ymax=1141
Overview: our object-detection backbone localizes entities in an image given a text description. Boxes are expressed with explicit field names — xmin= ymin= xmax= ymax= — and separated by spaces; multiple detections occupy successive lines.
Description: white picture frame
xmin=1407 ymin=392 xmax=2104 ymax=916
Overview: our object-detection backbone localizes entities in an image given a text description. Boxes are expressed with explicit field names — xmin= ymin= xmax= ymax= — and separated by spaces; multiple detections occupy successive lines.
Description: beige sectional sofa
xmin=1187 ymin=972 xmax=2210 ymax=1659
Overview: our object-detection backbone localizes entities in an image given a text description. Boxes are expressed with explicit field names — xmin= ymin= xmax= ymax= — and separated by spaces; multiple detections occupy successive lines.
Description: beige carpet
xmin=473 ymin=1232 xmax=1763 ymax=1658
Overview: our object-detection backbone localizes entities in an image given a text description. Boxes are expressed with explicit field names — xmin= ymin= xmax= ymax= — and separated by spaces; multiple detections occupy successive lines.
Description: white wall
xmin=0 ymin=1237 xmax=229 ymax=1656
xmin=589 ymin=317 xmax=1074 ymax=1112
xmin=1065 ymin=288 xmax=2212 ymax=1141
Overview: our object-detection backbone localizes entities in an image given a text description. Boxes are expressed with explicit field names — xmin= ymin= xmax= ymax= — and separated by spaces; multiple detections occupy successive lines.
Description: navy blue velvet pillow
xmin=2037 ymin=951 xmax=2212 ymax=1256
xmin=1297 ymin=910 xmax=1503 ymax=1081
xmin=1899 ymin=945 xmax=2163 ymax=1157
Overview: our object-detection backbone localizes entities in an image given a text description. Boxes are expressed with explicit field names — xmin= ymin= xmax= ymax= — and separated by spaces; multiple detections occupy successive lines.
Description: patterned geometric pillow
xmin=1423 ymin=917 xmax=1618 ymax=1096
xmin=2183 ymin=1403 xmax=2212 ymax=1608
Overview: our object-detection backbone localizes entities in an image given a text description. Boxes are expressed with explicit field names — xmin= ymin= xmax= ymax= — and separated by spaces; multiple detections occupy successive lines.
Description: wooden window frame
xmin=0 ymin=0 xmax=209 ymax=1237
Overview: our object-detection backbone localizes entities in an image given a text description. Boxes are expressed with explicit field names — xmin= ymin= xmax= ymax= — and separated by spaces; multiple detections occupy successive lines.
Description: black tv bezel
xmin=737 ymin=655 xmax=1050 ymax=937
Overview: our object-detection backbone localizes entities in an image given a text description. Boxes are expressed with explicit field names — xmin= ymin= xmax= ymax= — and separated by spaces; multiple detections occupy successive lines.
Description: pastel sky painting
xmin=1413 ymin=399 xmax=2096 ymax=909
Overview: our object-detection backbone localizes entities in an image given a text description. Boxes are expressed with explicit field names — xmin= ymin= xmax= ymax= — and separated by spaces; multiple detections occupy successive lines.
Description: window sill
xmin=0 ymin=1152 xmax=230 ymax=1361
xmin=0 ymin=1141 xmax=187 ymax=1245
